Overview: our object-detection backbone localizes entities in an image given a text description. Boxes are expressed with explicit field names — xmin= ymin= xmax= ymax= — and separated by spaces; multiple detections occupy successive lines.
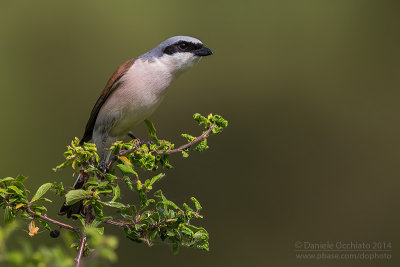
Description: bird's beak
xmin=194 ymin=46 xmax=213 ymax=56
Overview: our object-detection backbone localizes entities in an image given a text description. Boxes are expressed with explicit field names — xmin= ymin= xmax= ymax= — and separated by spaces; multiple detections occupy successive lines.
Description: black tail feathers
xmin=58 ymin=173 xmax=87 ymax=219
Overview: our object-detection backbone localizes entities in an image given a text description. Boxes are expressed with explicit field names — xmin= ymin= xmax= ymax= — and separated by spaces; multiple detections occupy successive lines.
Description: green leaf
xmin=118 ymin=205 xmax=137 ymax=218
xmin=135 ymin=223 xmax=145 ymax=231
xmin=12 ymin=181 xmax=26 ymax=192
xmin=172 ymin=242 xmax=179 ymax=255
xmin=149 ymin=230 xmax=158 ymax=241
xmin=0 ymin=188 xmax=7 ymax=198
xmin=194 ymin=229 xmax=209 ymax=242
xmin=4 ymin=206 xmax=13 ymax=224
xmin=91 ymin=217 xmax=103 ymax=228
xmin=16 ymin=175 xmax=27 ymax=183
xmin=111 ymin=185 xmax=120 ymax=202
xmin=52 ymin=182 xmax=65 ymax=196
xmin=31 ymin=183 xmax=52 ymax=202
xmin=139 ymin=191 xmax=147 ymax=206
xmin=31 ymin=205 xmax=47 ymax=215
xmin=212 ymin=126 xmax=223 ymax=134
xmin=105 ymin=173 xmax=117 ymax=182
xmin=0 ymin=177 xmax=15 ymax=183
xmin=72 ymin=214 xmax=86 ymax=227
xmin=191 ymin=197 xmax=202 ymax=211
xmin=145 ymin=199 xmax=155 ymax=208
xmin=181 ymin=133 xmax=196 ymax=142
xmin=150 ymin=173 xmax=165 ymax=187
xmin=86 ymin=177 xmax=100 ymax=186
xmin=8 ymin=186 xmax=24 ymax=196
xmin=71 ymin=159 xmax=77 ymax=170
xmin=197 ymin=243 xmax=209 ymax=251
xmin=179 ymin=224 xmax=194 ymax=237
xmin=93 ymin=202 xmax=104 ymax=218
xmin=144 ymin=119 xmax=159 ymax=142
xmin=193 ymin=113 xmax=208 ymax=126
xmin=182 ymin=203 xmax=193 ymax=213
xmin=38 ymin=219 xmax=51 ymax=231
xmin=212 ymin=114 xmax=228 ymax=128
xmin=65 ymin=189 xmax=91 ymax=205
xmin=101 ymin=201 xmax=125 ymax=209
xmin=159 ymin=200 xmax=179 ymax=209
xmin=186 ymin=224 xmax=205 ymax=233
xmin=95 ymin=227 xmax=104 ymax=235
xmin=35 ymin=197 xmax=52 ymax=203
xmin=96 ymin=189 xmax=112 ymax=195
xmin=195 ymin=139 xmax=208 ymax=152
xmin=123 ymin=177 xmax=133 ymax=190
xmin=154 ymin=190 xmax=167 ymax=201
xmin=117 ymin=164 xmax=138 ymax=177
xmin=137 ymin=180 xmax=142 ymax=191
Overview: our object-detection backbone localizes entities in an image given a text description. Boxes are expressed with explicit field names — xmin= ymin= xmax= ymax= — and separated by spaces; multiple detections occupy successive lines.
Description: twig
xmin=107 ymin=148 xmax=136 ymax=169
xmin=75 ymin=234 xmax=86 ymax=267
xmin=103 ymin=219 xmax=135 ymax=228
xmin=75 ymin=206 xmax=94 ymax=267
xmin=156 ymin=124 xmax=216 ymax=155
xmin=26 ymin=207 xmax=80 ymax=233
xmin=107 ymin=140 xmax=141 ymax=169
xmin=106 ymin=124 xmax=215 ymax=167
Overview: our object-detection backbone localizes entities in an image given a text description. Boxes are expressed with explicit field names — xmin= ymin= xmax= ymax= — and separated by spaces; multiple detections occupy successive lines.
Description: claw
xmin=139 ymin=140 xmax=155 ymax=148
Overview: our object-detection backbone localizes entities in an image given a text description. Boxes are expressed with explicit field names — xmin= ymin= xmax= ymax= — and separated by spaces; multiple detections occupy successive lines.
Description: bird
xmin=58 ymin=36 xmax=213 ymax=218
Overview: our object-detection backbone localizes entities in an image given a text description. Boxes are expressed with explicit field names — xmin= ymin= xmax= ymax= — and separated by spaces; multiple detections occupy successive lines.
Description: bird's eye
xmin=178 ymin=42 xmax=188 ymax=50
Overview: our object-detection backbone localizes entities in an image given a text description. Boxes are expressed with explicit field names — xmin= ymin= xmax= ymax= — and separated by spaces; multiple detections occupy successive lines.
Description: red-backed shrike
xmin=59 ymin=36 xmax=213 ymax=218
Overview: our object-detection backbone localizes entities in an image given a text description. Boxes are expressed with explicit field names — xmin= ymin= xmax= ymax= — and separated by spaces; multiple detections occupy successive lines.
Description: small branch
xmin=2 ymin=198 xmax=10 ymax=206
xmin=156 ymin=124 xmax=216 ymax=155
xmin=26 ymin=207 xmax=80 ymax=233
xmin=106 ymin=124 xmax=215 ymax=168
xmin=75 ymin=234 xmax=86 ymax=267
xmin=107 ymin=148 xmax=136 ymax=169
xmin=75 ymin=207 xmax=93 ymax=267
xmin=107 ymin=140 xmax=141 ymax=169
xmin=103 ymin=219 xmax=135 ymax=228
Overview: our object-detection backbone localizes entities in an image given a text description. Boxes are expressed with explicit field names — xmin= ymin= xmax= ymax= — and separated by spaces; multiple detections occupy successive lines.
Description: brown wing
xmin=80 ymin=58 xmax=136 ymax=145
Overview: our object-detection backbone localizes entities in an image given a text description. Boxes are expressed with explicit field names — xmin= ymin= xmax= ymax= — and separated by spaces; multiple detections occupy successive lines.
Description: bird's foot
xmin=139 ymin=140 xmax=155 ymax=148
xmin=99 ymin=158 xmax=110 ymax=174
xmin=99 ymin=150 xmax=110 ymax=174
xmin=127 ymin=132 xmax=154 ymax=148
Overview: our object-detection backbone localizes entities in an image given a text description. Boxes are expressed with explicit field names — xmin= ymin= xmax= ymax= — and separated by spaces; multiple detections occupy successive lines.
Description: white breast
xmin=94 ymin=58 xmax=175 ymax=144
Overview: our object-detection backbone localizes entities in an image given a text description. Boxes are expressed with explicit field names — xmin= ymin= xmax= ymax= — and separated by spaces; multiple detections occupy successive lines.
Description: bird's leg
xmin=128 ymin=131 xmax=137 ymax=140
xmin=99 ymin=132 xmax=109 ymax=173
xmin=140 ymin=140 xmax=155 ymax=148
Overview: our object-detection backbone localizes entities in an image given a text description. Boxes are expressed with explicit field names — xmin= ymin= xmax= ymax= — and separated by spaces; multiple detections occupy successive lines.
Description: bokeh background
xmin=1 ymin=0 xmax=400 ymax=266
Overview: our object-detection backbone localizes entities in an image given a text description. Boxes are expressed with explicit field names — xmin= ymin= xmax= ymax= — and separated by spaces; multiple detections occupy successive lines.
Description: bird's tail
xmin=59 ymin=149 xmax=112 ymax=218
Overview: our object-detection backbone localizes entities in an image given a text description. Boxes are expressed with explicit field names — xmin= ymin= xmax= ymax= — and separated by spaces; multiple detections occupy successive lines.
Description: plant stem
xmin=107 ymin=148 xmax=136 ymax=169
xmin=26 ymin=207 xmax=80 ymax=233
xmin=103 ymin=219 xmax=135 ymax=228
xmin=75 ymin=234 xmax=86 ymax=267
xmin=156 ymin=124 xmax=216 ymax=154
xmin=107 ymin=123 xmax=216 ymax=166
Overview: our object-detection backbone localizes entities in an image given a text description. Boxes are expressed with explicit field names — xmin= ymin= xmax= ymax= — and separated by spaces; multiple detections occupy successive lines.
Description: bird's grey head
xmin=138 ymin=36 xmax=213 ymax=72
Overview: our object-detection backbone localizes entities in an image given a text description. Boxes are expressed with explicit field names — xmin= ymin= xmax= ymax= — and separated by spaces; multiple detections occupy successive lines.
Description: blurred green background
xmin=1 ymin=0 xmax=399 ymax=266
